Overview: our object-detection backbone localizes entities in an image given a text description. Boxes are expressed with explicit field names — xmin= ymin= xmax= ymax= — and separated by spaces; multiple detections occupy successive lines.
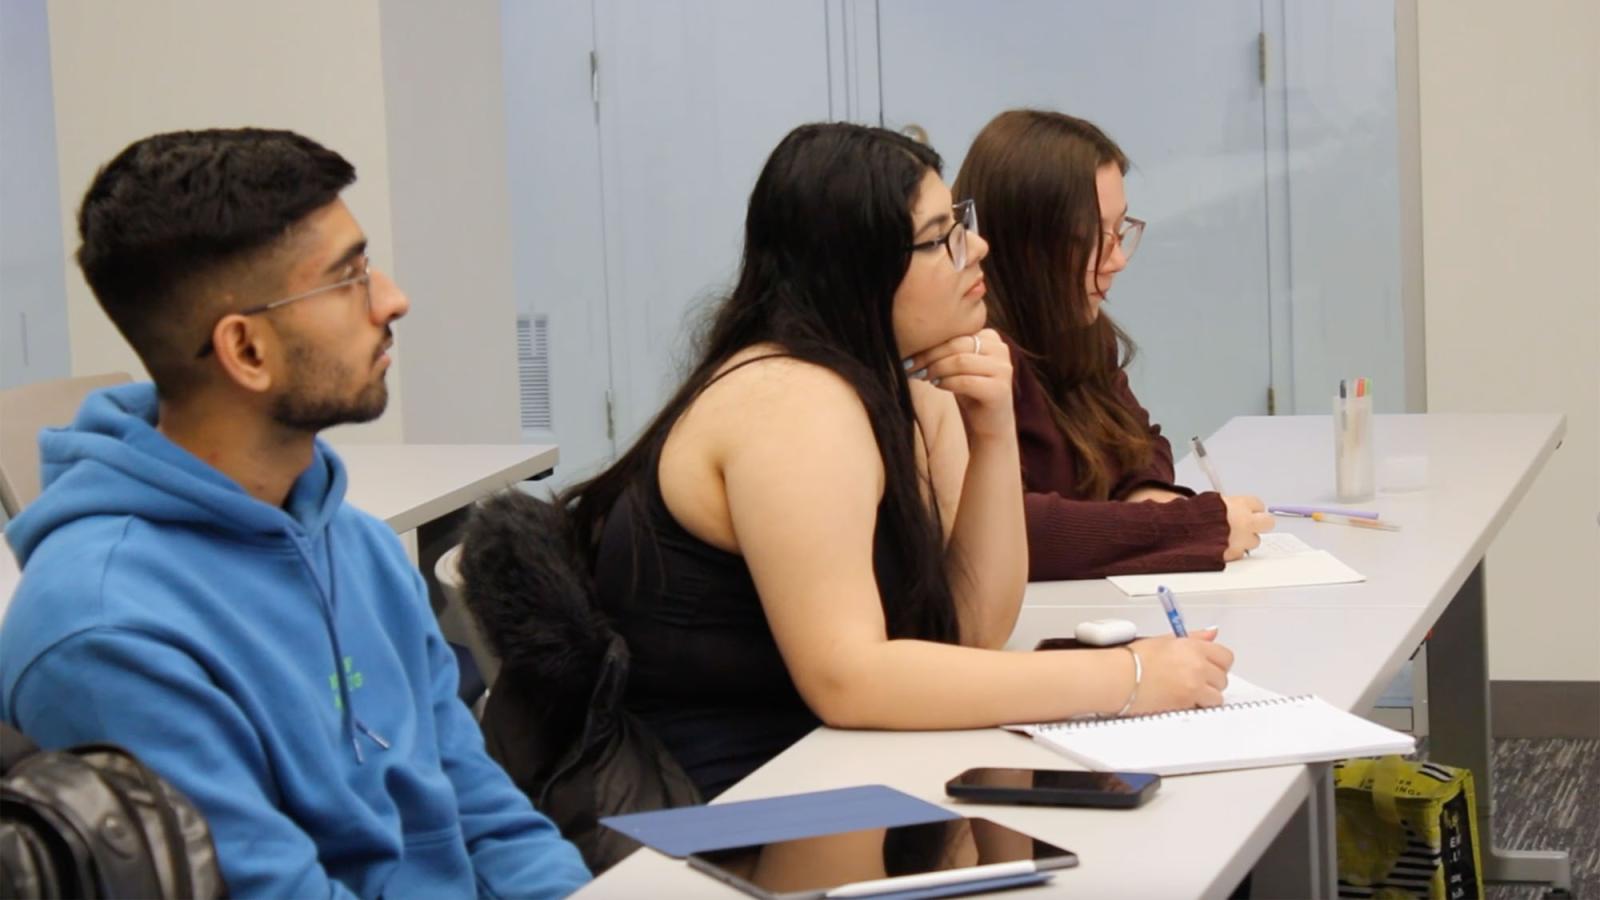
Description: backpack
xmin=0 ymin=723 xmax=226 ymax=898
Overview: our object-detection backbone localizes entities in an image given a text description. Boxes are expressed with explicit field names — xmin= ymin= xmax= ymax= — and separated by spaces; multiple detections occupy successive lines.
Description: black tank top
xmin=593 ymin=383 xmax=910 ymax=798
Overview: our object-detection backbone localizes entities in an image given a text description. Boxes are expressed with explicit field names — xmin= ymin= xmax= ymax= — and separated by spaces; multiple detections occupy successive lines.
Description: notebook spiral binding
xmin=1036 ymin=694 xmax=1316 ymax=732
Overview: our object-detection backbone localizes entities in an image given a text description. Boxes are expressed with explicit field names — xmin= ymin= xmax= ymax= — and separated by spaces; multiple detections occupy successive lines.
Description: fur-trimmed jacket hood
xmin=459 ymin=489 xmax=700 ymax=872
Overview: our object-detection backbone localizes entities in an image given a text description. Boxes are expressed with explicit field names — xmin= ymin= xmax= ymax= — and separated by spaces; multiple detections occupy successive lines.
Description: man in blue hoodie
xmin=0 ymin=129 xmax=590 ymax=898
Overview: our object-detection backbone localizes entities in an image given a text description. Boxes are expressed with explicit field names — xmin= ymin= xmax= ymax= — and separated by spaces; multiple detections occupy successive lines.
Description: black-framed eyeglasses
xmin=1099 ymin=216 xmax=1146 ymax=265
xmin=905 ymin=199 xmax=979 ymax=270
xmin=196 ymin=258 xmax=372 ymax=358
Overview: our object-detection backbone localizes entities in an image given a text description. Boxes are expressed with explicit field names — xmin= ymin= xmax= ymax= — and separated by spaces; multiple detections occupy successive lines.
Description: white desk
xmin=1030 ymin=414 xmax=1564 ymax=615
xmin=334 ymin=441 xmax=558 ymax=602
xmin=581 ymin=414 xmax=1569 ymax=897
xmin=1178 ymin=415 xmax=1570 ymax=891
xmin=1024 ymin=415 xmax=1572 ymax=892
xmin=335 ymin=442 xmax=559 ymax=681
xmin=587 ymin=603 xmax=1424 ymax=899
xmin=336 ymin=443 xmax=559 ymax=535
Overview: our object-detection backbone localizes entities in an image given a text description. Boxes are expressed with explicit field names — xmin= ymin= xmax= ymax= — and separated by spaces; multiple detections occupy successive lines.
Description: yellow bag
xmin=1334 ymin=756 xmax=1483 ymax=899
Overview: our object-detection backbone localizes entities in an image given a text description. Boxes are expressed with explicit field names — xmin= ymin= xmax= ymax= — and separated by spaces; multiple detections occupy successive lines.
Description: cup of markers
xmin=1334 ymin=377 xmax=1375 ymax=503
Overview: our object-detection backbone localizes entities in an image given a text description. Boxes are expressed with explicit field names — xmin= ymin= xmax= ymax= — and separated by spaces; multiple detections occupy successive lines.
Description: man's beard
xmin=270 ymin=338 xmax=389 ymax=433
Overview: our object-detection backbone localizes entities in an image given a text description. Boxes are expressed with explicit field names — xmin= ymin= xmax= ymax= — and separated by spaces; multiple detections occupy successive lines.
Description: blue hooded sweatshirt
xmin=0 ymin=384 xmax=589 ymax=898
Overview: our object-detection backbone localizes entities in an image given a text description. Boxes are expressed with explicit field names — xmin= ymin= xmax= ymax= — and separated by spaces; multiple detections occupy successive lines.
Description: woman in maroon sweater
xmin=953 ymin=110 xmax=1275 ymax=580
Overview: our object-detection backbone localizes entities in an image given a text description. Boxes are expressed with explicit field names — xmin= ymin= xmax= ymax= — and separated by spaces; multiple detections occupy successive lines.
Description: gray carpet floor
xmin=1483 ymin=737 xmax=1599 ymax=899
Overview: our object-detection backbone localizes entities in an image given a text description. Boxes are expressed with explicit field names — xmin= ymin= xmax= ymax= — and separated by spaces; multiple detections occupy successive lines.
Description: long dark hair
xmin=563 ymin=123 xmax=960 ymax=644
xmin=953 ymin=109 xmax=1153 ymax=499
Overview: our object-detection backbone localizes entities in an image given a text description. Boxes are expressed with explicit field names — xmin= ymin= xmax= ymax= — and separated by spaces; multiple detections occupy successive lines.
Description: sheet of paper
xmin=1105 ymin=534 xmax=1364 ymax=596
xmin=1246 ymin=532 xmax=1316 ymax=558
xmin=1219 ymin=674 xmax=1288 ymax=705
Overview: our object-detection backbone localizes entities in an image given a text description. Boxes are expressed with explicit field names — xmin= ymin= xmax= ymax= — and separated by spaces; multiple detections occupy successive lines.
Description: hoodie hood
xmin=7 ymin=382 xmax=345 ymax=565
xmin=0 ymin=382 xmax=590 ymax=895
xmin=5 ymin=382 xmax=379 ymax=761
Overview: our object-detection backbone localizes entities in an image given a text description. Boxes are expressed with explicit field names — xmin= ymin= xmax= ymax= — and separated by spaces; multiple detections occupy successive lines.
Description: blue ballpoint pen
xmin=1156 ymin=585 xmax=1188 ymax=638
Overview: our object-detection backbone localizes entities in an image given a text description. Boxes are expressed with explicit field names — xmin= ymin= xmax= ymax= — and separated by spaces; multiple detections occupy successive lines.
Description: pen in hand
xmin=1194 ymin=436 xmax=1259 ymax=557
xmin=1190 ymin=436 xmax=1226 ymax=494
xmin=1157 ymin=585 xmax=1188 ymax=638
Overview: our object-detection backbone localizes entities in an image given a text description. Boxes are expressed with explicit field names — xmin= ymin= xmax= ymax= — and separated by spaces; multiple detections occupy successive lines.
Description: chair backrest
xmin=436 ymin=543 xmax=502 ymax=692
xmin=0 ymin=373 xmax=133 ymax=517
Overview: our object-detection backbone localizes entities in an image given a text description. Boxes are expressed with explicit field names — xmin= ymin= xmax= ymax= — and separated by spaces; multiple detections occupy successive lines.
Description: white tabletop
xmin=1028 ymin=413 xmax=1564 ymax=614
xmin=332 ymin=443 xmax=558 ymax=534
xmin=586 ymin=603 xmax=1426 ymax=899
xmin=582 ymin=413 xmax=1563 ymax=899
xmin=1173 ymin=414 xmax=1562 ymax=617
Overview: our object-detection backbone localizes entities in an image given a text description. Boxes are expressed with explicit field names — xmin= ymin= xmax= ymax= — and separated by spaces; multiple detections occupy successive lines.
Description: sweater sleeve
xmin=1024 ymin=490 xmax=1230 ymax=581
xmin=1106 ymin=366 xmax=1193 ymax=501
xmin=1009 ymin=340 xmax=1230 ymax=580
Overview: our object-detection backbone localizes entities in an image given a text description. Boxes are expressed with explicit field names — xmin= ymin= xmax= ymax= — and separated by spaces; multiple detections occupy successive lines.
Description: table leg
xmin=1251 ymin=767 xmax=1337 ymax=900
xmin=1309 ymin=769 xmax=1337 ymax=899
xmin=1427 ymin=561 xmax=1573 ymax=893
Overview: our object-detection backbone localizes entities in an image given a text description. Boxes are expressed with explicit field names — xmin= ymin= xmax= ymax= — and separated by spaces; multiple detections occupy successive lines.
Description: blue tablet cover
xmin=599 ymin=784 xmax=959 ymax=858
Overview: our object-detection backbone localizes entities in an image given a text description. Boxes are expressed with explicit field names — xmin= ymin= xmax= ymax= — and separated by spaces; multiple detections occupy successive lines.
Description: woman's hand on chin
xmin=903 ymin=327 xmax=1015 ymax=443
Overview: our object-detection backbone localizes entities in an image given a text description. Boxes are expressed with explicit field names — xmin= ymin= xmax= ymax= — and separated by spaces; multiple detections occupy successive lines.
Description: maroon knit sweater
xmin=1013 ymin=344 xmax=1230 ymax=580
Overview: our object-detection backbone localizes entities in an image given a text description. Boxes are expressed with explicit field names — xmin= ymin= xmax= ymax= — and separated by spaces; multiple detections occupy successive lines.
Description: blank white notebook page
xmin=1106 ymin=533 xmax=1365 ymax=596
xmin=1216 ymin=674 xmax=1282 ymax=704
xmin=1012 ymin=692 xmax=1415 ymax=776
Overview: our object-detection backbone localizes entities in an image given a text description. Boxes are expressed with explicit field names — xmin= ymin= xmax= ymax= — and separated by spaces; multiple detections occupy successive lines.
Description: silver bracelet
xmin=1116 ymin=645 xmax=1142 ymax=717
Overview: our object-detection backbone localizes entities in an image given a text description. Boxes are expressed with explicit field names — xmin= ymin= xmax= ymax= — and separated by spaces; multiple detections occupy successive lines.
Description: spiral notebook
xmin=1006 ymin=678 xmax=1414 ymax=776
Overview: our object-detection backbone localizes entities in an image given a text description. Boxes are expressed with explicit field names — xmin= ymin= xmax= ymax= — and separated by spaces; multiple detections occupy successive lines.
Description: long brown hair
xmin=953 ymin=109 xmax=1152 ymax=499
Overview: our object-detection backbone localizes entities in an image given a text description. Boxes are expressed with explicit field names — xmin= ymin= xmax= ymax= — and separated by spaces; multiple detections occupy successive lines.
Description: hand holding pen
xmin=1124 ymin=586 xmax=1232 ymax=712
xmin=1190 ymin=436 xmax=1227 ymax=495
xmin=1157 ymin=585 xmax=1189 ymax=637
xmin=1191 ymin=436 xmax=1276 ymax=560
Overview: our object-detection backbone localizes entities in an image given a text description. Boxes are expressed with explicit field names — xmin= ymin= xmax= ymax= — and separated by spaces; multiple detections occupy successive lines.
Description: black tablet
xmin=686 ymin=817 xmax=1077 ymax=900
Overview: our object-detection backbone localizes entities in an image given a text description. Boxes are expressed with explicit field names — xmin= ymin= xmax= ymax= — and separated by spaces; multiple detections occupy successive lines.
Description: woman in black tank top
xmin=592 ymin=374 xmax=910 ymax=797
xmin=557 ymin=123 xmax=1237 ymax=799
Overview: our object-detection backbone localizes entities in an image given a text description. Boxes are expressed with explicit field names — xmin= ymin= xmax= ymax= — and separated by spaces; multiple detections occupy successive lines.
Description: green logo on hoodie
xmin=329 ymin=656 xmax=365 ymax=710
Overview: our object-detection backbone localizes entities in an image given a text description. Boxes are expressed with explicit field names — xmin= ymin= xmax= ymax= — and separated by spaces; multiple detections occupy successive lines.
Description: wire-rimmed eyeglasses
xmin=1099 ymin=216 xmax=1146 ymax=265
xmin=196 ymin=259 xmax=372 ymax=358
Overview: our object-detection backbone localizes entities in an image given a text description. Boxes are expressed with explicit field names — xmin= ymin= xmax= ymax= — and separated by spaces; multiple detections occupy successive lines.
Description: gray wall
xmin=0 ymin=0 xmax=70 ymax=390
xmin=380 ymin=0 xmax=521 ymax=444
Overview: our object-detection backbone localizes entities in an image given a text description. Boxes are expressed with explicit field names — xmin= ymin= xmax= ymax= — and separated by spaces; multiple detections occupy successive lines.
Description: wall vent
xmin=516 ymin=314 xmax=553 ymax=431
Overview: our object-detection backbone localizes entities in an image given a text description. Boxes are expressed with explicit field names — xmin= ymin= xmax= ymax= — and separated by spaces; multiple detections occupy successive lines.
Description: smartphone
xmin=945 ymin=767 xmax=1160 ymax=809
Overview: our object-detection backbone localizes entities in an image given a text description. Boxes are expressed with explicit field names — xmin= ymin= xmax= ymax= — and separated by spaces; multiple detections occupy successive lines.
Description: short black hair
xmin=76 ymin=128 xmax=356 ymax=395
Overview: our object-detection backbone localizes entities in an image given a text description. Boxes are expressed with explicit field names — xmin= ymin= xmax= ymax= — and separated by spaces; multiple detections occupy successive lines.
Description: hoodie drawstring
xmin=293 ymin=531 xmax=391 ymax=764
